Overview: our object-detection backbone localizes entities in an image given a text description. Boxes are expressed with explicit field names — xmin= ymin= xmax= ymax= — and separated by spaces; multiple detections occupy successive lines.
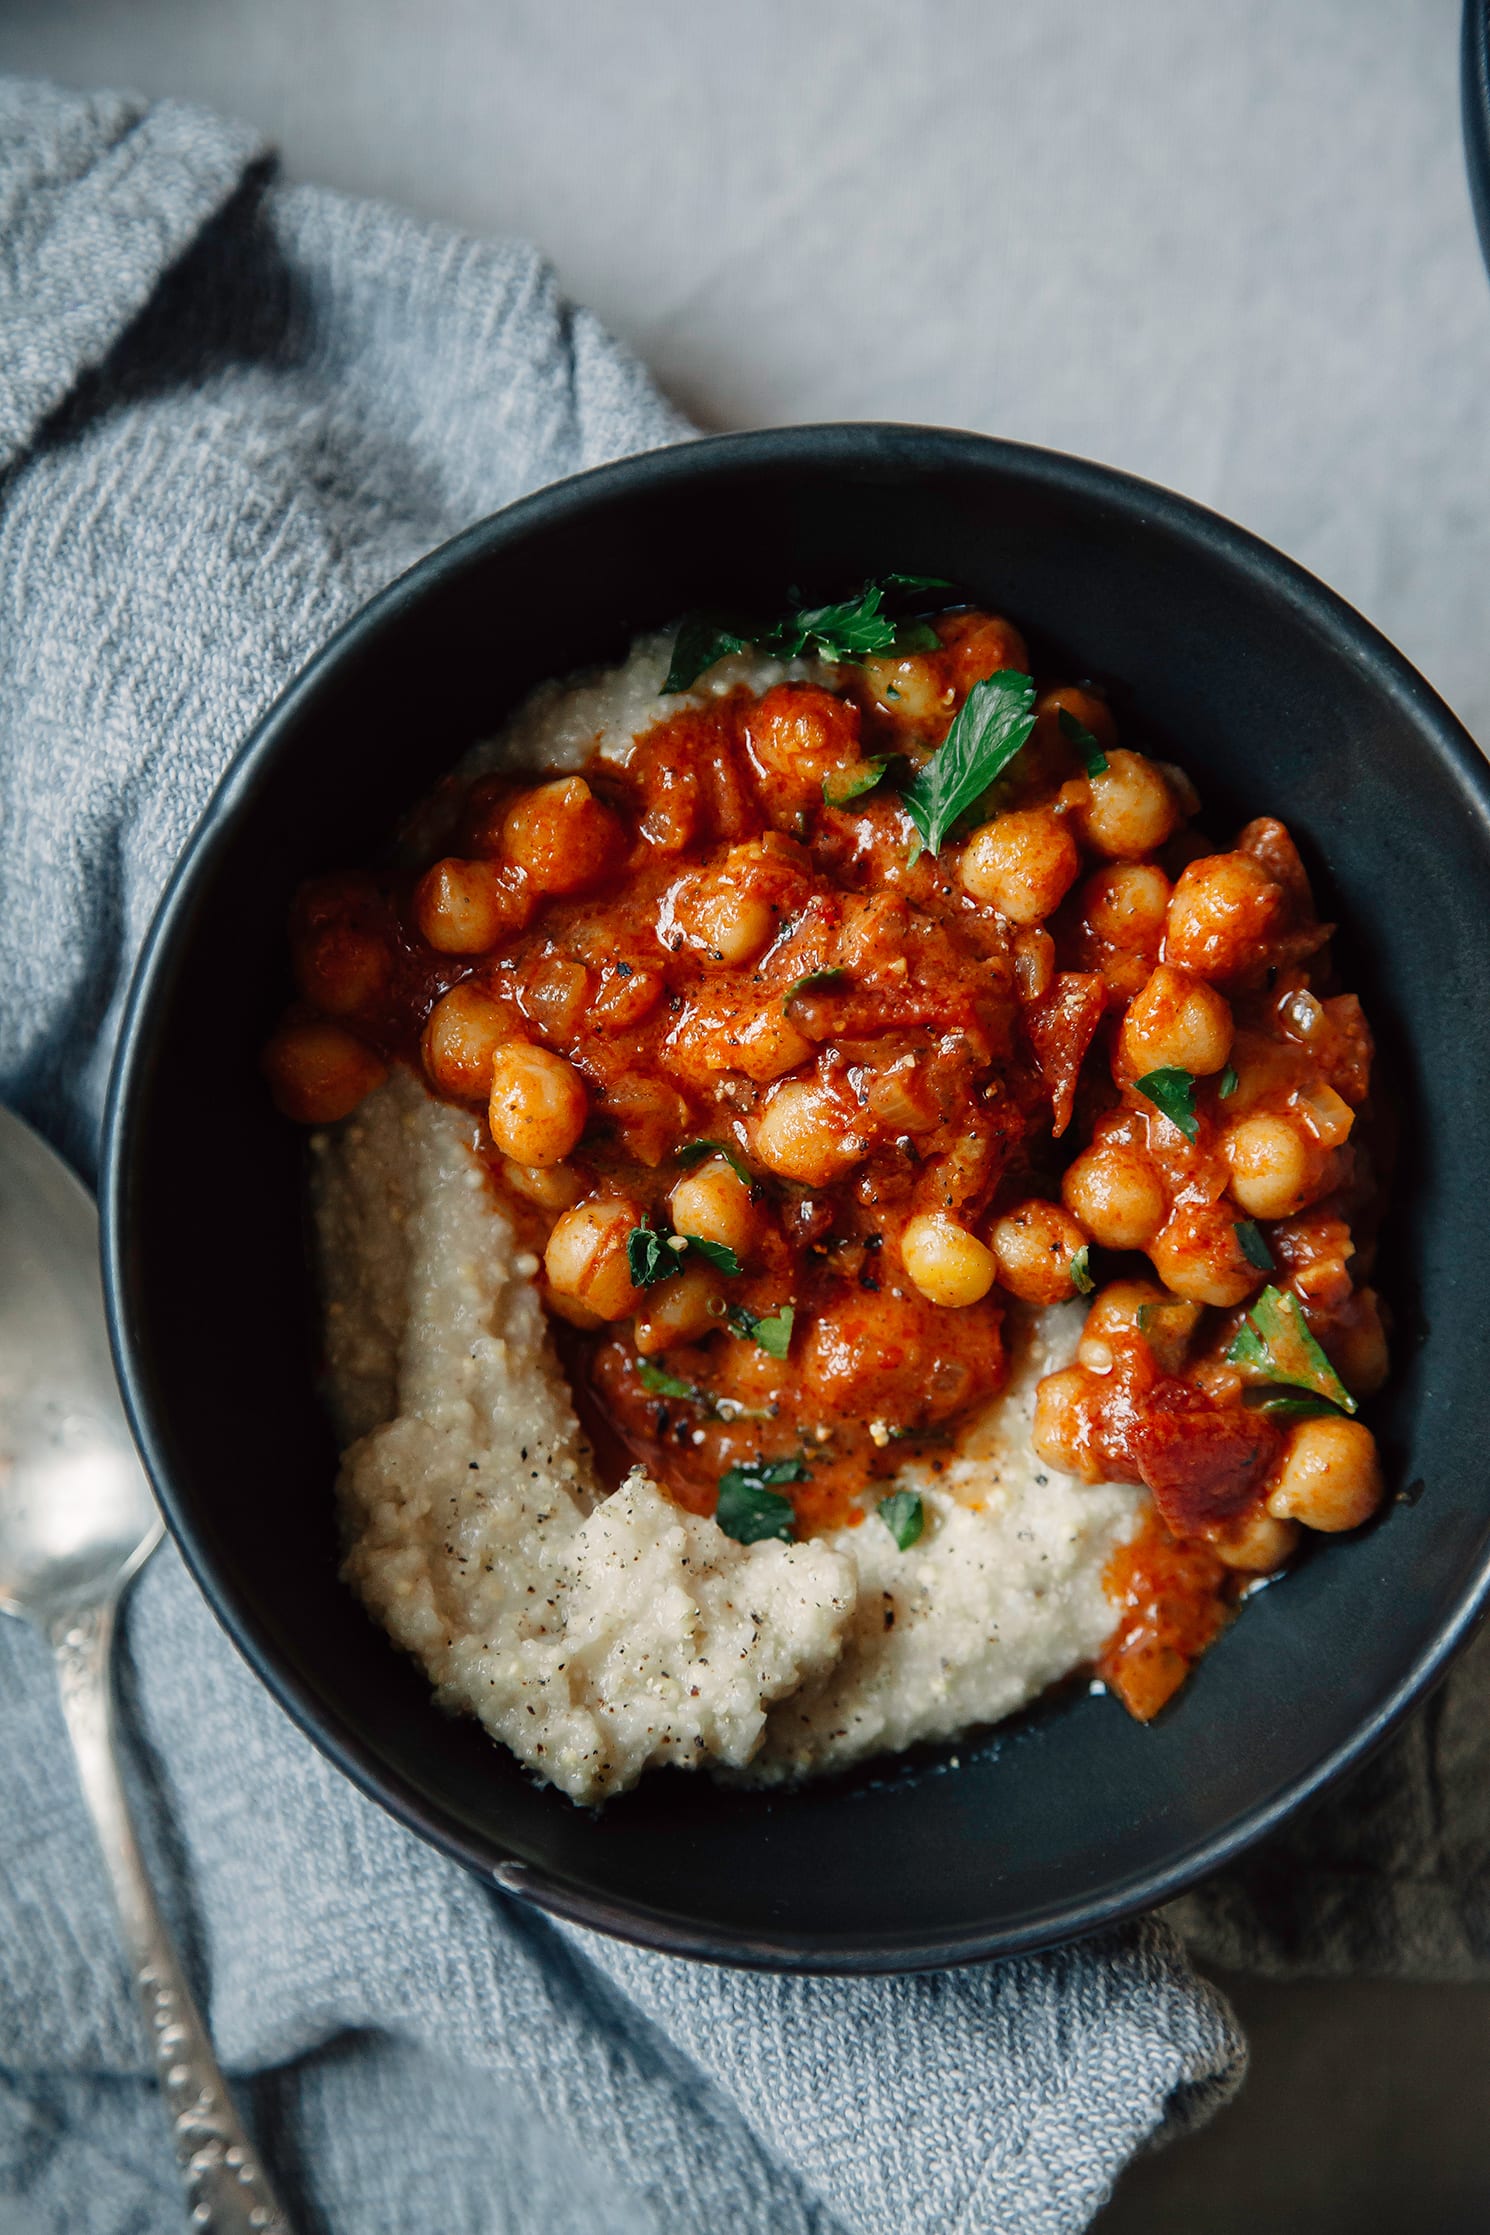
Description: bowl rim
xmin=101 ymin=420 xmax=1490 ymax=1972
xmin=1464 ymin=0 xmax=1490 ymax=275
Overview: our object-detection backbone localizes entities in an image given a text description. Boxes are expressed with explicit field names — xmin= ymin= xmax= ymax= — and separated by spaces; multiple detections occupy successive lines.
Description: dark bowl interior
xmin=103 ymin=425 xmax=1490 ymax=1970
xmin=1465 ymin=1 xmax=1490 ymax=274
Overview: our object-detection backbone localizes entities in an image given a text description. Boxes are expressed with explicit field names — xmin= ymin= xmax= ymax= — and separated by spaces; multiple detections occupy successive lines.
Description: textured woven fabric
xmin=20 ymin=67 xmax=1463 ymax=2234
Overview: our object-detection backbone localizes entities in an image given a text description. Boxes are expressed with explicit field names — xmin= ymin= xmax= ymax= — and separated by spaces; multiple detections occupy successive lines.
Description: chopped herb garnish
xmin=823 ymin=760 xmax=888 ymax=806
xmin=1134 ymin=1066 xmax=1200 ymax=1144
xmin=1218 ymin=1064 xmax=1239 ymax=1100
xmin=676 ymin=1138 xmax=754 ymax=1185
xmin=637 ymin=1361 xmax=699 ymax=1403
xmin=626 ymin=1221 xmax=678 ymax=1288
xmin=725 ymin=1301 xmax=796 ymax=1359
xmin=1225 ymin=1284 xmax=1357 ymax=1414
xmin=783 ymin=966 xmax=849 ymax=1007
xmin=1242 ymin=1387 xmax=1343 ymax=1421
xmin=770 ymin=585 xmax=902 ymax=664
xmin=1057 ymin=705 xmax=1109 ymax=776
xmin=663 ymin=576 xmax=953 ymax=694
xmin=900 ymin=669 xmax=1038 ymax=856
xmin=685 ymin=1236 xmax=743 ymax=1277
xmin=889 ymin=619 xmax=941 ymax=654
xmin=1236 ymin=1220 xmax=1275 ymax=1272
xmin=663 ymin=613 xmax=756 ymax=693
xmin=878 ymin=1490 xmax=925 ymax=1550
xmin=1071 ymin=1243 xmax=1095 ymax=1295
xmin=715 ymin=1459 xmax=808 ymax=1544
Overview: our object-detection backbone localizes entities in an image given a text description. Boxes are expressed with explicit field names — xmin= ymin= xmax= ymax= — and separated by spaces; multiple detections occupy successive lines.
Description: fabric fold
xmin=0 ymin=83 xmax=263 ymax=469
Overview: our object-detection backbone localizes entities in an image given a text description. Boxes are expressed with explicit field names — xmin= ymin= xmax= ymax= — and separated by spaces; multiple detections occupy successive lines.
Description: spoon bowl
xmin=0 ymin=1106 xmax=159 ymax=1619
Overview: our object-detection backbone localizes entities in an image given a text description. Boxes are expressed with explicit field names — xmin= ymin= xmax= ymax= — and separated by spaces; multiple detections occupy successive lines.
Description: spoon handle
xmin=50 ymin=1601 xmax=296 ymax=2235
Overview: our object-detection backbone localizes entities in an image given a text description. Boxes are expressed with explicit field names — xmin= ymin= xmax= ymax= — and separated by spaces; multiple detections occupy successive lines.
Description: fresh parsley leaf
xmin=823 ymin=760 xmax=888 ymax=807
xmin=900 ymin=669 xmax=1038 ymax=855
xmin=626 ymin=1222 xmax=678 ymax=1288
xmin=663 ymin=613 xmax=754 ymax=693
xmin=1135 ymin=1066 xmax=1200 ymax=1144
xmin=725 ymin=1301 xmax=796 ymax=1359
xmin=685 ymin=1236 xmax=743 ymax=1277
xmin=664 ymin=577 xmax=954 ymax=694
xmin=783 ymin=966 xmax=849 ymax=1007
xmin=766 ymin=585 xmax=903 ymax=663
xmin=1242 ymin=1387 xmax=1343 ymax=1421
xmin=637 ymin=1361 xmax=700 ymax=1403
xmin=1219 ymin=1064 xmax=1239 ymax=1100
xmin=715 ymin=1459 xmax=808 ymax=1544
xmin=1236 ymin=1220 xmax=1276 ymax=1272
xmin=1071 ymin=1243 xmax=1095 ymax=1295
xmin=676 ymin=1138 xmax=754 ymax=1185
xmin=1225 ymin=1285 xmax=1357 ymax=1414
xmin=1057 ymin=705 xmax=1109 ymax=776
xmin=878 ymin=1490 xmax=925 ymax=1550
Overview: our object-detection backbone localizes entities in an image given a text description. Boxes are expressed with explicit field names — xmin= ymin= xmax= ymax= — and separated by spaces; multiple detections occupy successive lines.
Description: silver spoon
xmin=0 ymin=1104 xmax=293 ymax=2234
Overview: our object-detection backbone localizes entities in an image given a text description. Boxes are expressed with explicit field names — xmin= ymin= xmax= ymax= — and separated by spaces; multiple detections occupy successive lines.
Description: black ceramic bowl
xmin=103 ymin=425 xmax=1490 ymax=1972
xmin=1465 ymin=1 xmax=1490 ymax=272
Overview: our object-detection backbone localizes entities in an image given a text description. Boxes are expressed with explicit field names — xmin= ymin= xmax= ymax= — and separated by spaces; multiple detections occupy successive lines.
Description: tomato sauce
xmin=267 ymin=601 xmax=1390 ymax=1720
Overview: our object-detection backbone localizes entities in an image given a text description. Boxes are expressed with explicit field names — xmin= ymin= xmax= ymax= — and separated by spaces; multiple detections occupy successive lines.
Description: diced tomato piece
xmin=1126 ymin=1383 xmax=1280 ymax=1535
xmin=1025 ymin=971 xmax=1106 ymax=1137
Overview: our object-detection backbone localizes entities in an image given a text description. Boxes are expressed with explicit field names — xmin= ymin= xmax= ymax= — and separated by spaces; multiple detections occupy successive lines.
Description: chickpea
xmin=634 ymin=1262 xmax=724 ymax=1354
xmin=414 ymin=857 xmax=532 ymax=955
xmin=1212 ymin=1510 xmax=1301 ymax=1572
xmin=669 ymin=1157 xmax=759 ymax=1262
xmin=1266 ymin=1416 xmax=1384 ymax=1532
xmin=487 ymin=1043 xmax=588 ymax=1166
xmin=500 ymin=1158 xmax=583 ymax=1213
xmin=939 ymin=611 xmax=1030 ymax=694
xmin=1221 ymin=1113 xmax=1321 ymax=1220
xmin=1078 ymin=1279 xmax=1199 ymax=1376
xmin=543 ymin=1194 xmax=644 ymax=1322
xmin=1061 ymin=1141 xmax=1168 ymax=1250
xmin=1079 ymin=861 xmax=1172 ymax=952
xmin=293 ymin=921 xmax=389 ymax=1017
xmin=502 ymin=776 xmax=625 ymax=896
xmin=422 ymin=982 xmax=514 ymax=1099
xmin=900 ymin=1211 xmax=998 ymax=1308
xmin=989 ymin=1199 xmax=1089 ymax=1305
xmin=1120 ymin=963 xmax=1234 ymax=1080
xmin=1148 ymin=1203 xmax=1258 ymax=1308
xmin=1325 ymin=1287 xmax=1390 ymax=1399
xmin=1037 ymin=683 xmax=1118 ymax=757
xmin=743 ymin=685 xmax=861 ymax=785
xmin=262 ymin=1019 xmax=387 ymax=1124
xmin=673 ymin=869 xmax=777 ymax=967
xmin=959 ymin=809 xmax=1080 ymax=925
xmin=857 ymin=652 xmax=949 ymax=728
xmin=1071 ymin=749 xmax=1180 ymax=860
xmin=1032 ymin=1366 xmax=1105 ymax=1482
xmin=1163 ymin=852 xmax=1284 ymax=981
xmin=753 ymin=1079 xmax=865 ymax=1186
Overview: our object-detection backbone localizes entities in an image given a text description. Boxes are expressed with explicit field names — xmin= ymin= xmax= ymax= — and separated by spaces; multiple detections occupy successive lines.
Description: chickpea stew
xmin=270 ymin=586 xmax=1389 ymax=1744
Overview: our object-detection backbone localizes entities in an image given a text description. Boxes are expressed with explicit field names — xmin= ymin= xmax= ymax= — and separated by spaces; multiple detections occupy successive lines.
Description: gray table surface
xmin=4 ymin=1 xmax=1489 ymax=2227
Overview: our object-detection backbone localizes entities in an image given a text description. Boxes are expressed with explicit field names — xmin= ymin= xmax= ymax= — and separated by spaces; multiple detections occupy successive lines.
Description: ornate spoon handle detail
xmin=51 ymin=1601 xmax=295 ymax=2234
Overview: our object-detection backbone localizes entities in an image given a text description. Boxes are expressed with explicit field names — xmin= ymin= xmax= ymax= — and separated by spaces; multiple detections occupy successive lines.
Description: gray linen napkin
xmin=0 ymin=71 xmax=1459 ymax=2235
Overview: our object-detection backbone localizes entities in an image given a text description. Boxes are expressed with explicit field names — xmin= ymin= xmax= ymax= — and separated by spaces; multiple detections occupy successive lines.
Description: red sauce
xmin=265 ymin=602 xmax=1389 ymax=1718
